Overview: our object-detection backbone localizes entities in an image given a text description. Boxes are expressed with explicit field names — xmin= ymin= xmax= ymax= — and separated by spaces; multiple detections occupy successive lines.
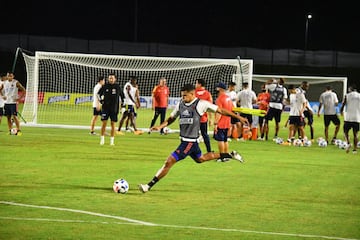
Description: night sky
xmin=3 ymin=1 xmax=360 ymax=52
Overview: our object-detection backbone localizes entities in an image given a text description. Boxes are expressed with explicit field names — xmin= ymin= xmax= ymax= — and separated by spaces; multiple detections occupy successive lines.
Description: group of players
xmin=0 ymin=72 xmax=26 ymax=135
xmin=137 ymin=78 xmax=359 ymax=193
xmin=90 ymin=74 xmax=145 ymax=146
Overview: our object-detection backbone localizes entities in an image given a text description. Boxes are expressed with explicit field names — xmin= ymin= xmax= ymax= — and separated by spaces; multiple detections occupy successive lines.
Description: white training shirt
xmin=319 ymin=90 xmax=338 ymax=115
xmin=237 ymin=88 xmax=257 ymax=109
xmin=289 ymin=92 xmax=307 ymax=116
xmin=343 ymin=91 xmax=360 ymax=122
xmin=123 ymin=82 xmax=137 ymax=105
xmin=226 ymin=90 xmax=238 ymax=107
xmin=3 ymin=79 xmax=19 ymax=104
xmin=0 ymin=81 xmax=5 ymax=108
xmin=92 ymin=83 xmax=103 ymax=108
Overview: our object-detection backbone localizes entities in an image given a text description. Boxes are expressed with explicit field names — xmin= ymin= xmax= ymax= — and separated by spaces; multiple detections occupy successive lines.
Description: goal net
xmin=252 ymin=74 xmax=347 ymax=113
xmin=21 ymin=50 xmax=253 ymax=129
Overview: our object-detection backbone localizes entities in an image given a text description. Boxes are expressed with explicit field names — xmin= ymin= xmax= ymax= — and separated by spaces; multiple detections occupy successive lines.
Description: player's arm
xmin=340 ymin=96 xmax=347 ymax=116
xmin=207 ymin=94 xmax=214 ymax=126
xmin=16 ymin=81 xmax=26 ymax=101
xmin=126 ymin=85 xmax=137 ymax=105
xmin=216 ymin=107 xmax=248 ymax=125
xmin=135 ymin=88 xmax=140 ymax=108
xmin=317 ymin=102 xmax=322 ymax=117
xmin=151 ymin=86 xmax=157 ymax=110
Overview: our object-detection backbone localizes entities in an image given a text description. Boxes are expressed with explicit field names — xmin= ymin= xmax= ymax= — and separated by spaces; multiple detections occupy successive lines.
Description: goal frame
xmin=20 ymin=50 xmax=253 ymax=129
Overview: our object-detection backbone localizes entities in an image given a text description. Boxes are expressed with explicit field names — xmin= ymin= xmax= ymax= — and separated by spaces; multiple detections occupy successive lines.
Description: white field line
xmin=0 ymin=201 xmax=358 ymax=240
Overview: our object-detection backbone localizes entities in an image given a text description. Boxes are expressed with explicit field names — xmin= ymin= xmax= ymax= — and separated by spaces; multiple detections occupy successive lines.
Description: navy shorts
xmin=171 ymin=141 xmax=202 ymax=162
xmin=125 ymin=104 xmax=136 ymax=114
xmin=289 ymin=116 xmax=305 ymax=127
xmin=324 ymin=115 xmax=340 ymax=127
xmin=0 ymin=107 xmax=4 ymax=116
xmin=265 ymin=107 xmax=282 ymax=123
xmin=4 ymin=103 xmax=17 ymax=116
xmin=240 ymin=113 xmax=253 ymax=125
xmin=303 ymin=110 xmax=313 ymax=125
xmin=213 ymin=128 xmax=229 ymax=142
xmin=93 ymin=107 xmax=101 ymax=116
xmin=343 ymin=121 xmax=359 ymax=133
xmin=101 ymin=110 xmax=118 ymax=122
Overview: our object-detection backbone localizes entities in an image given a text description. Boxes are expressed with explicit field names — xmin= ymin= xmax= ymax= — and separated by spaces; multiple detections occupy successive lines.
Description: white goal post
xmin=20 ymin=50 xmax=253 ymax=129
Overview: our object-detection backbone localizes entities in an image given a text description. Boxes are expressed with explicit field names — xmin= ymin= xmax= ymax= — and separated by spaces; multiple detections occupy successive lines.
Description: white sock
xmin=110 ymin=137 xmax=114 ymax=145
xmin=100 ymin=136 xmax=105 ymax=145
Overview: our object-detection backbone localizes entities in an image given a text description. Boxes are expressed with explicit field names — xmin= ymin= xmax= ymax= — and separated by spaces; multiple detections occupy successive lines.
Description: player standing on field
xmin=256 ymin=84 xmax=270 ymax=140
xmin=195 ymin=78 xmax=213 ymax=152
xmin=0 ymin=73 xmax=8 ymax=125
xmin=318 ymin=85 xmax=341 ymax=144
xmin=296 ymin=81 xmax=314 ymax=140
xmin=98 ymin=73 xmax=121 ymax=145
xmin=117 ymin=76 xmax=142 ymax=135
xmin=138 ymin=83 xmax=248 ymax=193
xmin=214 ymin=82 xmax=247 ymax=162
xmin=3 ymin=72 xmax=26 ymax=135
xmin=237 ymin=82 xmax=257 ymax=133
xmin=90 ymin=76 xmax=105 ymax=135
xmin=226 ymin=82 xmax=241 ymax=140
xmin=149 ymin=77 xmax=170 ymax=135
xmin=264 ymin=78 xmax=288 ymax=140
xmin=340 ymin=86 xmax=360 ymax=154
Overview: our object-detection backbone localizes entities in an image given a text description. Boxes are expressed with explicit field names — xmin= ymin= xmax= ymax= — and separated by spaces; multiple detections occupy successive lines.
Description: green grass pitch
xmin=0 ymin=109 xmax=359 ymax=240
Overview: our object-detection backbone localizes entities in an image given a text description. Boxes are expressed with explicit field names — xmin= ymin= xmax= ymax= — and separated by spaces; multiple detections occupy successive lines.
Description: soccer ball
xmin=303 ymin=139 xmax=312 ymax=147
xmin=113 ymin=179 xmax=129 ymax=194
xmin=318 ymin=140 xmax=327 ymax=148
xmin=10 ymin=128 xmax=18 ymax=135
xmin=293 ymin=139 xmax=303 ymax=147
xmin=338 ymin=141 xmax=348 ymax=150
xmin=334 ymin=139 xmax=342 ymax=146
xmin=275 ymin=137 xmax=283 ymax=144
xmin=163 ymin=127 xmax=170 ymax=135
xmin=316 ymin=137 xmax=325 ymax=143
xmin=357 ymin=141 xmax=360 ymax=149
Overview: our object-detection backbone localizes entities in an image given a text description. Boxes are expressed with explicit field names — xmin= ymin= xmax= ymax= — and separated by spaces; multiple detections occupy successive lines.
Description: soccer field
xmin=0 ymin=115 xmax=359 ymax=240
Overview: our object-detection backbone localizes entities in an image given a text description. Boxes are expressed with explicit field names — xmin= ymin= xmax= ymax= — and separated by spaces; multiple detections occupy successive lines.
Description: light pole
xmin=304 ymin=14 xmax=312 ymax=51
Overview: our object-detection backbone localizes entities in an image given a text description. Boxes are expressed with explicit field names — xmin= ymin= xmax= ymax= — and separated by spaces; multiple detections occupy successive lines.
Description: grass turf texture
xmin=0 ymin=113 xmax=359 ymax=240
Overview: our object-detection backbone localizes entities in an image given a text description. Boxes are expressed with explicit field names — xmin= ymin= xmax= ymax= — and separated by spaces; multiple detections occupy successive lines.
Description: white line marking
xmin=0 ymin=201 xmax=155 ymax=226
xmin=0 ymin=201 xmax=358 ymax=240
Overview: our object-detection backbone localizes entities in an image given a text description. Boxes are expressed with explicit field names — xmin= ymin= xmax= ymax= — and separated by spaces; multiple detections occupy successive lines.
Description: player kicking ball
xmin=139 ymin=83 xmax=248 ymax=193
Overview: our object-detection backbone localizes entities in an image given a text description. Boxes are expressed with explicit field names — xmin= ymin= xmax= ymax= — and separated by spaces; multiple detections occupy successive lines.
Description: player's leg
xmin=343 ymin=122 xmax=351 ymax=153
xmin=333 ymin=115 xmax=341 ymax=140
xmin=139 ymin=141 xmax=192 ymax=193
xmin=117 ymin=110 xmax=128 ymax=132
xmin=149 ymin=108 xmax=160 ymax=129
xmin=352 ymin=123 xmax=359 ymax=153
xmin=159 ymin=108 xmax=167 ymax=134
xmin=200 ymin=122 xmax=211 ymax=152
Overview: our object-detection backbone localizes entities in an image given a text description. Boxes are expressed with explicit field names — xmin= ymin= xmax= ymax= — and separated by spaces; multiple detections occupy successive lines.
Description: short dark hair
xmin=229 ymin=81 xmax=236 ymax=86
xmin=325 ymin=85 xmax=332 ymax=90
xmin=97 ymin=76 xmax=105 ymax=82
xmin=181 ymin=83 xmax=195 ymax=92
xmin=0 ymin=73 xmax=6 ymax=77
xmin=196 ymin=79 xmax=206 ymax=87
